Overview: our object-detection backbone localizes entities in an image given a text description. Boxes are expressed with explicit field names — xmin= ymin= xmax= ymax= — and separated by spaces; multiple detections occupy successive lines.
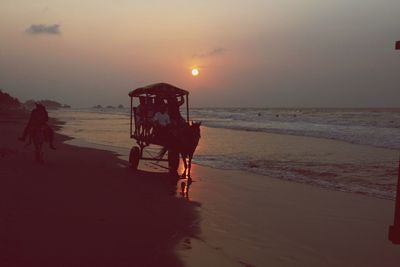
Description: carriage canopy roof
xmin=129 ymin=83 xmax=189 ymax=98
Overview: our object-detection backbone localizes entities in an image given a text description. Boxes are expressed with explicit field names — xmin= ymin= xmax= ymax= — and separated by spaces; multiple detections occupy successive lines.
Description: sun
xmin=191 ymin=68 xmax=199 ymax=76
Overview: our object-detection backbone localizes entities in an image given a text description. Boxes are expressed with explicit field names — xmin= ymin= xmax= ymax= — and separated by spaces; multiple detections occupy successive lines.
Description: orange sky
xmin=1 ymin=0 xmax=400 ymax=107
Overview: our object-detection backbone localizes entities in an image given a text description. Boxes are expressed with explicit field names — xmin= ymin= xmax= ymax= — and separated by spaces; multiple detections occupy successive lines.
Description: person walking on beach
xmin=18 ymin=103 xmax=56 ymax=149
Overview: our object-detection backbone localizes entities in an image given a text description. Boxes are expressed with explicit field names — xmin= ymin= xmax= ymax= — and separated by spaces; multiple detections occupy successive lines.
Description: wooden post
xmin=130 ymin=96 xmax=133 ymax=138
xmin=390 ymin=41 xmax=400 ymax=244
xmin=389 ymin=156 xmax=400 ymax=244
xmin=186 ymin=94 xmax=189 ymax=122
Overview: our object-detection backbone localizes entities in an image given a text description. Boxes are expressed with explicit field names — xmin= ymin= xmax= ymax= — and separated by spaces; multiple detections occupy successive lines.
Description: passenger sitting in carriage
xmin=143 ymin=96 xmax=155 ymax=136
xmin=154 ymin=96 xmax=167 ymax=113
xmin=134 ymin=96 xmax=146 ymax=136
xmin=152 ymin=105 xmax=171 ymax=142
xmin=167 ymin=95 xmax=186 ymax=127
xmin=145 ymin=96 xmax=155 ymax=118
xmin=135 ymin=96 xmax=156 ymax=138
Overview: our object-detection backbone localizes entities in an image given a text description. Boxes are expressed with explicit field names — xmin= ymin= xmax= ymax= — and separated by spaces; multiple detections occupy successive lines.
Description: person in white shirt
xmin=153 ymin=106 xmax=170 ymax=127
xmin=152 ymin=106 xmax=171 ymax=142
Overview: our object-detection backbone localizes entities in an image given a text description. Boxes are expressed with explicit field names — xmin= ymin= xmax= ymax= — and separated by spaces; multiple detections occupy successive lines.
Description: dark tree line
xmin=0 ymin=90 xmax=21 ymax=109
xmin=0 ymin=90 xmax=70 ymax=110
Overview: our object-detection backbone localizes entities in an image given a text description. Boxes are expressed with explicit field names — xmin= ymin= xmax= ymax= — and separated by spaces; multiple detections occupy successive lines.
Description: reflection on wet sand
xmin=178 ymin=163 xmax=198 ymax=200
xmin=180 ymin=177 xmax=193 ymax=199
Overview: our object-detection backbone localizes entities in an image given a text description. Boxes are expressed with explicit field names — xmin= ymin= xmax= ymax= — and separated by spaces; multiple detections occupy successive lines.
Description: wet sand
xmin=2 ymin=109 xmax=400 ymax=267
xmin=179 ymin=165 xmax=400 ymax=267
xmin=0 ymin=109 xmax=199 ymax=266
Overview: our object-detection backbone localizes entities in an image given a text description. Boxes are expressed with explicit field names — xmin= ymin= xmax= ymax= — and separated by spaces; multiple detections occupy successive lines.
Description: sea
xmin=52 ymin=107 xmax=400 ymax=200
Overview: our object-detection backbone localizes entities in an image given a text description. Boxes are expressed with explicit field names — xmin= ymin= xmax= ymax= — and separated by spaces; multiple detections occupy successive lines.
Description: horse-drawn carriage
xmin=128 ymin=83 xmax=200 ymax=178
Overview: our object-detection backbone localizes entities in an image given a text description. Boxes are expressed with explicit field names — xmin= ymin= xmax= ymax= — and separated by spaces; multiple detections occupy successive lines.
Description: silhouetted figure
xmin=144 ymin=96 xmax=156 ymax=117
xmin=128 ymin=83 xmax=195 ymax=177
xmin=153 ymin=105 xmax=171 ymax=142
xmin=389 ymin=157 xmax=400 ymax=244
xmin=135 ymin=96 xmax=146 ymax=135
xmin=144 ymin=97 xmax=156 ymax=137
xmin=167 ymin=96 xmax=185 ymax=127
xmin=154 ymin=96 xmax=166 ymax=113
xmin=135 ymin=96 xmax=158 ymax=138
xmin=158 ymin=122 xmax=201 ymax=179
xmin=18 ymin=103 xmax=55 ymax=149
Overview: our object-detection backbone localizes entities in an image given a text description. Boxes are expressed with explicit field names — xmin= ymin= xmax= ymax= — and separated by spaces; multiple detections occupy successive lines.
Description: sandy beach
xmin=0 ymin=110 xmax=199 ymax=267
xmin=1 ymin=109 xmax=400 ymax=266
xmin=179 ymin=165 xmax=400 ymax=267
xmin=2 ymin=0 xmax=400 ymax=265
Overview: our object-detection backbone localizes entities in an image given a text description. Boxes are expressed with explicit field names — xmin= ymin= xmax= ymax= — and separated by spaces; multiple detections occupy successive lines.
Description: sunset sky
xmin=1 ymin=0 xmax=400 ymax=107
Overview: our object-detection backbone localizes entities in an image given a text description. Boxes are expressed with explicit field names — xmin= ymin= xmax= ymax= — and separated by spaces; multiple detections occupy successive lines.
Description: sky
xmin=1 ymin=0 xmax=400 ymax=108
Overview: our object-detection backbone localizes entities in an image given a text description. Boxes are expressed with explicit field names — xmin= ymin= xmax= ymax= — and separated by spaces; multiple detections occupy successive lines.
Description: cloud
xmin=192 ymin=47 xmax=225 ymax=58
xmin=25 ymin=24 xmax=61 ymax=35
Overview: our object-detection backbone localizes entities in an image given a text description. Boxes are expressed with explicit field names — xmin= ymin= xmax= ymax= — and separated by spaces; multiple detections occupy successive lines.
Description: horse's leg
xmin=38 ymin=142 xmax=44 ymax=163
xmin=34 ymin=142 xmax=39 ymax=161
xmin=34 ymin=130 xmax=44 ymax=164
xmin=33 ymin=134 xmax=40 ymax=162
xmin=187 ymin=153 xmax=193 ymax=180
xmin=181 ymin=153 xmax=187 ymax=178
xmin=24 ymin=134 xmax=32 ymax=148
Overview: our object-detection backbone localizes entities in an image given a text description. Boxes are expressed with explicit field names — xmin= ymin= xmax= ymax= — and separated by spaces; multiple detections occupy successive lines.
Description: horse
xmin=28 ymin=125 xmax=46 ymax=164
xmin=24 ymin=124 xmax=52 ymax=164
xmin=158 ymin=121 xmax=201 ymax=179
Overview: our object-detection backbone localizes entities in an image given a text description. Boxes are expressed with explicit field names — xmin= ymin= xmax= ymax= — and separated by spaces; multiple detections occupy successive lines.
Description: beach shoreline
xmin=2 ymin=109 xmax=400 ymax=266
xmin=51 ymin=109 xmax=399 ymax=201
xmin=179 ymin=164 xmax=400 ymax=267
xmin=0 ymin=109 xmax=200 ymax=267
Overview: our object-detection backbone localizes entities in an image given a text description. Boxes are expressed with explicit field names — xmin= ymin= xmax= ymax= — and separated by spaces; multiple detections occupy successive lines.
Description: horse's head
xmin=190 ymin=121 xmax=201 ymax=139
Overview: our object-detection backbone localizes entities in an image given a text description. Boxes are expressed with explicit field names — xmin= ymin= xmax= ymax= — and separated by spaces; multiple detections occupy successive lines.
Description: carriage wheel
xmin=129 ymin=146 xmax=140 ymax=170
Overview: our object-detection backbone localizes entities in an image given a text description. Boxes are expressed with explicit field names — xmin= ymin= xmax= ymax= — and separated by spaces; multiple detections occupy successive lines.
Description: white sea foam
xmin=190 ymin=108 xmax=400 ymax=150
xmin=52 ymin=108 xmax=399 ymax=200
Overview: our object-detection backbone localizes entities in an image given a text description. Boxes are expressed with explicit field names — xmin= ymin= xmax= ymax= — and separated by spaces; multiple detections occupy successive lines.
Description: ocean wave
xmin=191 ymin=108 xmax=400 ymax=150
xmin=52 ymin=109 xmax=399 ymax=201
xmin=194 ymin=155 xmax=397 ymax=200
